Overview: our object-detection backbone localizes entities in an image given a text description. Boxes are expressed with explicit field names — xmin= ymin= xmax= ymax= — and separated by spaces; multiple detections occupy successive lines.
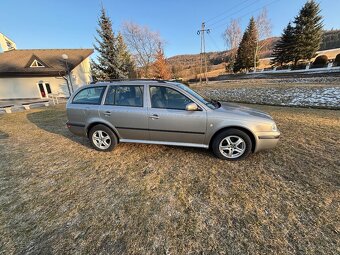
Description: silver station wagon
xmin=66 ymin=80 xmax=280 ymax=160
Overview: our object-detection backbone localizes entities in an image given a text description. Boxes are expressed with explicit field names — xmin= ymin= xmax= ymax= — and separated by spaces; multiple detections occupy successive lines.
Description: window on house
xmin=30 ymin=59 xmax=45 ymax=67
xmin=45 ymin=83 xmax=52 ymax=94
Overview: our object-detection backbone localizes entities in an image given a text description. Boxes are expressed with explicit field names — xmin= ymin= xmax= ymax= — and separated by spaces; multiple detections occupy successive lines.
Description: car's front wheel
xmin=212 ymin=129 xmax=252 ymax=160
xmin=89 ymin=124 xmax=117 ymax=152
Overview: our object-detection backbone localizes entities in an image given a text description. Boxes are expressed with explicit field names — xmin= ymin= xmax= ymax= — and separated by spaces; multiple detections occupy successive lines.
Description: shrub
xmin=172 ymin=79 xmax=190 ymax=87
xmin=276 ymin=65 xmax=291 ymax=70
xmin=264 ymin=67 xmax=274 ymax=71
xmin=311 ymin=55 xmax=328 ymax=68
xmin=181 ymin=80 xmax=190 ymax=87
xmin=334 ymin=54 xmax=340 ymax=66
xmin=291 ymin=63 xmax=308 ymax=70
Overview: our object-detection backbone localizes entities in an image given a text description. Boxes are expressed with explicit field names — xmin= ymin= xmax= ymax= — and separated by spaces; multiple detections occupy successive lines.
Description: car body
xmin=66 ymin=80 xmax=280 ymax=160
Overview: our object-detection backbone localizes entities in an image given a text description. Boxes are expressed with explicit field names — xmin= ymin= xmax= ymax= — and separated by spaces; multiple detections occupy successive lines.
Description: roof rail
xmin=91 ymin=79 xmax=167 ymax=84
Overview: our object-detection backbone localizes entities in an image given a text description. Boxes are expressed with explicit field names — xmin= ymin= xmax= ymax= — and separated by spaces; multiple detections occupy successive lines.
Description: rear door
xmin=98 ymin=85 xmax=149 ymax=140
xmin=147 ymin=85 xmax=207 ymax=145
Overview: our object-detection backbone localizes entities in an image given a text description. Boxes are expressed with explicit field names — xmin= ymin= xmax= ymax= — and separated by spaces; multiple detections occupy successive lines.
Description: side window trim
xmin=104 ymin=85 xmax=144 ymax=108
xmin=100 ymin=85 xmax=110 ymax=105
xmin=149 ymin=85 xmax=194 ymax=111
xmin=72 ymin=86 xmax=106 ymax=105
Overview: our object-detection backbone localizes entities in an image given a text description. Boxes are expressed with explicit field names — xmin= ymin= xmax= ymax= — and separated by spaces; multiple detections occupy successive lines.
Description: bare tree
xmin=254 ymin=8 xmax=272 ymax=71
xmin=122 ymin=22 xmax=162 ymax=77
xmin=222 ymin=19 xmax=242 ymax=72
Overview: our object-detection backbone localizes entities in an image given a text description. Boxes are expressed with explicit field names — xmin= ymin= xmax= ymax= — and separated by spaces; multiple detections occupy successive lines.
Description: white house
xmin=0 ymin=33 xmax=93 ymax=100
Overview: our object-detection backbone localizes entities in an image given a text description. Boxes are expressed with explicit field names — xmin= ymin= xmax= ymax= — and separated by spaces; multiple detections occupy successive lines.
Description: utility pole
xmin=197 ymin=22 xmax=210 ymax=84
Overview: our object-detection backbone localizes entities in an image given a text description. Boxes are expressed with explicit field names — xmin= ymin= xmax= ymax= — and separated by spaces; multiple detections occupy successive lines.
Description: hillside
xmin=168 ymin=30 xmax=340 ymax=79
xmin=168 ymin=37 xmax=279 ymax=78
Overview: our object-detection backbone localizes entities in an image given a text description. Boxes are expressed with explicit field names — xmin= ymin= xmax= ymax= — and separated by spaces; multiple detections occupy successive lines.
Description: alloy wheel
xmin=92 ymin=130 xmax=111 ymax=150
xmin=219 ymin=135 xmax=246 ymax=159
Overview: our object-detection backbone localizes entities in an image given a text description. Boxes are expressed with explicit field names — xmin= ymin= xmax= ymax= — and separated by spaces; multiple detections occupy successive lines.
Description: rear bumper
xmin=254 ymin=131 xmax=280 ymax=152
xmin=66 ymin=122 xmax=86 ymax=137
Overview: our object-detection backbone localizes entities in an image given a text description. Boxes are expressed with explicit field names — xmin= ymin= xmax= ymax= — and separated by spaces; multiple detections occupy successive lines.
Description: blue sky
xmin=1 ymin=0 xmax=339 ymax=57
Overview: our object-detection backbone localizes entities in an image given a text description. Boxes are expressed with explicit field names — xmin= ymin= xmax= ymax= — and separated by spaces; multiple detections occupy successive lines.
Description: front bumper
xmin=254 ymin=131 xmax=280 ymax=152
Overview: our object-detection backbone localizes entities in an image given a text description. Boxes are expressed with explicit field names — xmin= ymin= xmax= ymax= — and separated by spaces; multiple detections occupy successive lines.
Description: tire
xmin=212 ymin=128 xmax=252 ymax=160
xmin=89 ymin=124 xmax=118 ymax=152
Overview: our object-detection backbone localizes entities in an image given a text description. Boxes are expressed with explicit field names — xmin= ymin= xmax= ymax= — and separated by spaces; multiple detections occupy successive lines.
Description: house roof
xmin=0 ymin=48 xmax=93 ymax=77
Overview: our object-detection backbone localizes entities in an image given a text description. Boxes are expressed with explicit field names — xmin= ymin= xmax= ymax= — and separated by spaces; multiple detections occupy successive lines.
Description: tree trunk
xmin=254 ymin=41 xmax=259 ymax=72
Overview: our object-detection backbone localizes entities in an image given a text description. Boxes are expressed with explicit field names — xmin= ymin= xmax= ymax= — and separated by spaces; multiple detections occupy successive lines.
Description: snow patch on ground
xmin=197 ymin=86 xmax=340 ymax=109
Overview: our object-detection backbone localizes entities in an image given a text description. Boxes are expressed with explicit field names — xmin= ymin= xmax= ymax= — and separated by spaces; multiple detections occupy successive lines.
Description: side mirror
xmin=185 ymin=102 xmax=198 ymax=111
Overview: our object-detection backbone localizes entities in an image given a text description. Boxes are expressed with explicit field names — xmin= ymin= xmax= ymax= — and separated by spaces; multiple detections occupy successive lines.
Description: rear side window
xmin=105 ymin=85 xmax=143 ymax=107
xmin=73 ymin=86 xmax=105 ymax=105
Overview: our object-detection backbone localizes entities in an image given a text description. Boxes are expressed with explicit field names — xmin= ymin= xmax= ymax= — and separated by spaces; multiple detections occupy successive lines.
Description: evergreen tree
xmin=233 ymin=17 xmax=258 ymax=72
xmin=153 ymin=44 xmax=171 ymax=79
xmin=292 ymin=0 xmax=323 ymax=65
xmin=92 ymin=7 xmax=136 ymax=80
xmin=116 ymin=32 xmax=136 ymax=78
xmin=90 ymin=59 xmax=101 ymax=82
xmin=271 ymin=22 xmax=296 ymax=66
xmin=92 ymin=7 xmax=120 ymax=80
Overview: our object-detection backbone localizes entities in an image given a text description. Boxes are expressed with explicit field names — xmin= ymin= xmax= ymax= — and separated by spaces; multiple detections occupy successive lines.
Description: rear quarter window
xmin=72 ymin=86 xmax=106 ymax=105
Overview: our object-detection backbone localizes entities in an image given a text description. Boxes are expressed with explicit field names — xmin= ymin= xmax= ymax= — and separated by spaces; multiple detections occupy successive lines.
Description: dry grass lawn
xmin=0 ymin=104 xmax=339 ymax=254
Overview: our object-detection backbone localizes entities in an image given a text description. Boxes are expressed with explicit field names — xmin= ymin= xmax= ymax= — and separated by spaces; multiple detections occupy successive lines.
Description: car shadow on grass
xmin=26 ymin=109 xmax=93 ymax=149
xmin=26 ymin=109 xmax=216 ymax=157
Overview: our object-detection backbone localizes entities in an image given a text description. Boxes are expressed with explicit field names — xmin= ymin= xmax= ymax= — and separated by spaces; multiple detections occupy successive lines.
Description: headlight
xmin=272 ymin=123 xmax=278 ymax=132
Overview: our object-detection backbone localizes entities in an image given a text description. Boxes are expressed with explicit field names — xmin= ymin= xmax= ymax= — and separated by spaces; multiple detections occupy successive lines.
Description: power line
xmin=208 ymin=32 xmax=223 ymax=52
xmin=208 ymin=0 xmax=260 ymax=28
xmin=211 ymin=0 xmax=281 ymax=30
xmin=205 ymin=0 xmax=253 ymax=24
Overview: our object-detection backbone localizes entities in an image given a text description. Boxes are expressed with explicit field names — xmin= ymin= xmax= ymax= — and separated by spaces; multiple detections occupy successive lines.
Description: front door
xmin=98 ymin=85 xmax=149 ymax=140
xmin=148 ymin=86 xmax=207 ymax=145
xmin=38 ymin=83 xmax=47 ymax=98
xmin=45 ymin=83 xmax=52 ymax=95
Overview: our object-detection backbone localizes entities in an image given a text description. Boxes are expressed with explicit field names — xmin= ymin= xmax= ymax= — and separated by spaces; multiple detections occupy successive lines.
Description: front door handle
xmin=149 ymin=114 xmax=159 ymax=119
xmin=104 ymin=111 xmax=111 ymax=116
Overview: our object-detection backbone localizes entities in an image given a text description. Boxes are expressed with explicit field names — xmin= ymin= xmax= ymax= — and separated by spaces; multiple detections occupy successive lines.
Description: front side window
xmin=150 ymin=86 xmax=193 ymax=110
xmin=174 ymin=83 xmax=219 ymax=109
xmin=73 ymin=86 xmax=105 ymax=105
xmin=105 ymin=85 xmax=143 ymax=107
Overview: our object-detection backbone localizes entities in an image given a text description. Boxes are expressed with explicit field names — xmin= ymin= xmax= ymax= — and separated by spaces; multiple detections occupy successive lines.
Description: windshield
xmin=174 ymin=83 xmax=220 ymax=109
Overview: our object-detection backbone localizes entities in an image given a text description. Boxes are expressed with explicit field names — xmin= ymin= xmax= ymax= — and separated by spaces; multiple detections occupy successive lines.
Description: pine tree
xmin=292 ymin=0 xmax=323 ymax=65
xmin=90 ymin=59 xmax=102 ymax=82
xmin=153 ymin=44 xmax=171 ymax=79
xmin=271 ymin=22 xmax=296 ymax=66
xmin=92 ymin=7 xmax=121 ymax=80
xmin=233 ymin=17 xmax=258 ymax=72
xmin=116 ymin=32 xmax=136 ymax=78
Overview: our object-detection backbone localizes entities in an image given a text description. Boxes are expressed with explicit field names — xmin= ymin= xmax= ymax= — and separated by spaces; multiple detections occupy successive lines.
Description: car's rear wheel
xmin=89 ymin=124 xmax=117 ymax=152
xmin=212 ymin=129 xmax=252 ymax=160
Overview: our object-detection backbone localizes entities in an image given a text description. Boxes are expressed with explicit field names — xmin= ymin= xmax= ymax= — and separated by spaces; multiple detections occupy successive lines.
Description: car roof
xmin=91 ymin=79 xmax=181 ymax=87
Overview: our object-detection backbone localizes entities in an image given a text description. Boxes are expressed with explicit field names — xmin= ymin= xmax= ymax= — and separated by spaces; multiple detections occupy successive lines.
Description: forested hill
xmin=320 ymin=30 xmax=340 ymax=50
xmin=168 ymin=30 xmax=340 ymax=68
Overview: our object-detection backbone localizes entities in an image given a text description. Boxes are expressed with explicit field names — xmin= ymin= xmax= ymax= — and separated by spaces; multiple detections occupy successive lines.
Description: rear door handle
xmin=149 ymin=114 xmax=159 ymax=119
xmin=104 ymin=111 xmax=111 ymax=116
